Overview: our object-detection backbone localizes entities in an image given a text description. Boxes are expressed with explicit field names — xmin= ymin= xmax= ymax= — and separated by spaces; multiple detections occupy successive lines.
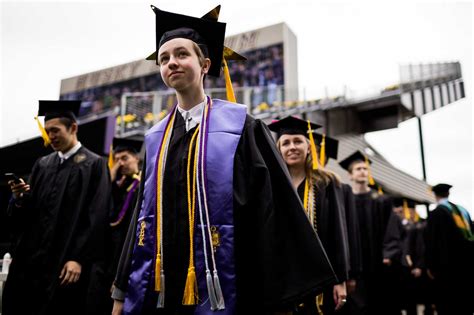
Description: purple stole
xmin=124 ymin=99 xmax=247 ymax=315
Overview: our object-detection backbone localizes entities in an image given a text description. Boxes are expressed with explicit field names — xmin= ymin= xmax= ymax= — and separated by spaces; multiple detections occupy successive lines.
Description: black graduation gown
xmin=114 ymin=113 xmax=337 ymax=314
xmin=425 ymin=202 xmax=474 ymax=315
xmin=296 ymin=178 xmax=350 ymax=314
xmin=402 ymin=219 xmax=430 ymax=315
xmin=108 ymin=176 xmax=141 ymax=279
xmin=2 ymin=146 xmax=111 ymax=315
xmin=341 ymin=190 xmax=393 ymax=315
xmin=340 ymin=184 xmax=362 ymax=280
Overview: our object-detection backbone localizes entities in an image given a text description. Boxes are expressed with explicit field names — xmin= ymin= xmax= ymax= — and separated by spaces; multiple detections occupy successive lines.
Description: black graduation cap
xmin=38 ymin=100 xmax=81 ymax=122
xmin=339 ymin=150 xmax=372 ymax=171
xmin=406 ymin=199 xmax=418 ymax=208
xmin=267 ymin=116 xmax=322 ymax=139
xmin=113 ymin=138 xmax=143 ymax=154
xmin=313 ymin=133 xmax=338 ymax=160
xmin=146 ymin=5 xmax=226 ymax=77
xmin=431 ymin=183 xmax=452 ymax=195
xmin=393 ymin=197 xmax=404 ymax=208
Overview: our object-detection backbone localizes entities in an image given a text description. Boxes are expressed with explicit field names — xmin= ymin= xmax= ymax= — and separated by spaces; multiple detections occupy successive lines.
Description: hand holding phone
xmin=5 ymin=173 xmax=22 ymax=185
xmin=5 ymin=173 xmax=29 ymax=199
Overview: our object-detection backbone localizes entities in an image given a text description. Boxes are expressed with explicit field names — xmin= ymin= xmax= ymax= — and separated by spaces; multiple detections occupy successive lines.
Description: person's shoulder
xmin=212 ymin=98 xmax=247 ymax=111
xmin=74 ymin=146 xmax=105 ymax=167
xmin=78 ymin=146 xmax=100 ymax=160
xmin=36 ymin=151 xmax=58 ymax=167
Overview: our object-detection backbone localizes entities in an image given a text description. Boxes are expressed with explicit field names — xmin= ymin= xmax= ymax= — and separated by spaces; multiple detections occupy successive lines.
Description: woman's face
xmin=158 ymin=37 xmax=210 ymax=92
xmin=279 ymin=134 xmax=309 ymax=167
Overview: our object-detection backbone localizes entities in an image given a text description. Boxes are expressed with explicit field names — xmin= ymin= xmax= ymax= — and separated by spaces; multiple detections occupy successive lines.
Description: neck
xmin=288 ymin=164 xmax=306 ymax=189
xmin=352 ymin=181 xmax=371 ymax=194
xmin=176 ymin=87 xmax=206 ymax=111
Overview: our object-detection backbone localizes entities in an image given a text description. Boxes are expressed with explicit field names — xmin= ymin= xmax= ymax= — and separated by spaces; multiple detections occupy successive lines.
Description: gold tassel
xmin=378 ymin=185 xmax=384 ymax=195
xmin=365 ymin=155 xmax=375 ymax=186
xmin=307 ymin=121 xmax=319 ymax=170
xmin=316 ymin=293 xmax=324 ymax=315
xmin=155 ymin=255 xmax=161 ymax=291
xmin=182 ymin=267 xmax=198 ymax=305
xmin=403 ymin=199 xmax=410 ymax=221
xmin=35 ymin=116 xmax=51 ymax=147
xmin=319 ymin=134 xmax=326 ymax=167
xmin=222 ymin=58 xmax=236 ymax=103
xmin=108 ymin=144 xmax=114 ymax=170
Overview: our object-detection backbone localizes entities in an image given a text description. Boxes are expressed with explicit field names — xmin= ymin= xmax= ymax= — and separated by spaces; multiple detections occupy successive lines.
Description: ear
xmin=202 ymin=58 xmax=211 ymax=75
xmin=70 ymin=122 xmax=78 ymax=135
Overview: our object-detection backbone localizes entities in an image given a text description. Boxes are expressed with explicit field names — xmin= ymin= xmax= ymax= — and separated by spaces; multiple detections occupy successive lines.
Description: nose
xmin=167 ymin=55 xmax=179 ymax=69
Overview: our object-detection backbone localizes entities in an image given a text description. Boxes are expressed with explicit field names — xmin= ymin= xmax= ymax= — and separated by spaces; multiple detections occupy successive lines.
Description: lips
xmin=169 ymin=71 xmax=184 ymax=78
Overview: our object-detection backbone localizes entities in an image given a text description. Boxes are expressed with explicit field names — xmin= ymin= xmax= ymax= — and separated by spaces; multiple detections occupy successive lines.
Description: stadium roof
xmin=326 ymin=133 xmax=435 ymax=204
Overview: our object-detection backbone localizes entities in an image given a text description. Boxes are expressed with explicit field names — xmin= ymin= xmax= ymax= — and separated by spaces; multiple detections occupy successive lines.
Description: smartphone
xmin=5 ymin=173 xmax=22 ymax=185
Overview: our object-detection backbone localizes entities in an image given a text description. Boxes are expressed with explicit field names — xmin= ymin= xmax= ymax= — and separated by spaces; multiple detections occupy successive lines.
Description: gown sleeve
xmin=113 ymin=154 xmax=146 ymax=292
xmin=232 ymin=117 xmax=337 ymax=310
xmin=341 ymin=184 xmax=363 ymax=279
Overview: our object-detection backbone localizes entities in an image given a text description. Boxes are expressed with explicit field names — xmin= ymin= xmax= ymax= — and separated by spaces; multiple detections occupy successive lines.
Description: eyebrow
xmin=159 ymin=46 xmax=189 ymax=58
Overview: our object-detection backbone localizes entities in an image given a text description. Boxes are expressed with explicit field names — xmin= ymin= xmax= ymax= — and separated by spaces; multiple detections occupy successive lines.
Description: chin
xmin=287 ymin=160 xmax=304 ymax=167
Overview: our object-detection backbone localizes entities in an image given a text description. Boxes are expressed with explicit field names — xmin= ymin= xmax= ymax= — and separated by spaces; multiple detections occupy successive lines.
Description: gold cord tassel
xmin=365 ymin=155 xmax=375 ymax=186
xmin=319 ymin=134 xmax=326 ymax=167
xmin=307 ymin=121 xmax=319 ymax=170
xmin=182 ymin=267 xmax=198 ymax=305
xmin=155 ymin=255 xmax=161 ymax=291
xmin=223 ymin=58 xmax=236 ymax=103
xmin=316 ymin=293 xmax=324 ymax=315
xmin=35 ymin=116 xmax=51 ymax=147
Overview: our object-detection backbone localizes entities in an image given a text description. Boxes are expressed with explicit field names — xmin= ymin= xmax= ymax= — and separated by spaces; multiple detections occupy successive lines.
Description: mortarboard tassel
xmin=108 ymin=144 xmax=114 ymax=170
xmin=365 ymin=155 xmax=375 ymax=186
xmin=307 ymin=121 xmax=319 ymax=170
xmin=319 ymin=134 xmax=326 ymax=167
xmin=378 ymin=185 xmax=384 ymax=195
xmin=35 ymin=116 xmax=51 ymax=147
xmin=413 ymin=211 xmax=420 ymax=223
xmin=222 ymin=58 xmax=236 ymax=103
xmin=403 ymin=199 xmax=410 ymax=221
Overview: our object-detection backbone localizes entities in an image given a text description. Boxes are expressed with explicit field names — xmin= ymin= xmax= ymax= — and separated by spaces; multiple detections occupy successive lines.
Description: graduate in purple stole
xmin=111 ymin=6 xmax=337 ymax=315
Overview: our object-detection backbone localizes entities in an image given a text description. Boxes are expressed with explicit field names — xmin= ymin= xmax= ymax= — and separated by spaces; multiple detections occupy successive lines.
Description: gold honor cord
xmin=183 ymin=127 xmax=200 ymax=305
xmin=155 ymin=112 xmax=176 ymax=292
xmin=304 ymin=176 xmax=323 ymax=313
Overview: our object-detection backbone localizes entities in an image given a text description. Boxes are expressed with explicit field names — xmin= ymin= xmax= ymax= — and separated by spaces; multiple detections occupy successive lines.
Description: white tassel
xmin=156 ymin=272 xmax=165 ymax=308
xmin=206 ymin=270 xmax=218 ymax=310
xmin=213 ymin=270 xmax=226 ymax=310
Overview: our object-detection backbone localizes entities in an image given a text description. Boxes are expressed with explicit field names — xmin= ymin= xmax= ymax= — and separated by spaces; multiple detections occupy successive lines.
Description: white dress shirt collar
xmin=58 ymin=142 xmax=82 ymax=162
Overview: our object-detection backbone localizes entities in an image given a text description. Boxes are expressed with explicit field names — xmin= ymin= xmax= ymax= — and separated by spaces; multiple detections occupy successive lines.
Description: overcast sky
xmin=1 ymin=0 xmax=472 ymax=215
